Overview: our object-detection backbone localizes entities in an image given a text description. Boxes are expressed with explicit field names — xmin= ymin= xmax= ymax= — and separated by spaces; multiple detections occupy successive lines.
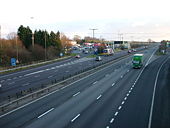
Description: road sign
xmin=11 ymin=58 xmax=16 ymax=66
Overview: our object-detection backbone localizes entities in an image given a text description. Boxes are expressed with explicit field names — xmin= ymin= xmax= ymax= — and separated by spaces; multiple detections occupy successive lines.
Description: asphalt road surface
xmin=1 ymin=45 xmax=168 ymax=128
xmin=0 ymin=46 xmax=147 ymax=102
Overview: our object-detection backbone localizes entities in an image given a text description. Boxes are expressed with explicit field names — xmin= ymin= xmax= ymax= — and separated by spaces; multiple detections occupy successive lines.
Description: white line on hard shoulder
xmin=38 ymin=108 xmax=54 ymax=118
xmin=97 ymin=95 xmax=102 ymax=100
xmin=148 ymin=57 xmax=169 ymax=128
xmin=71 ymin=114 xmax=80 ymax=122
xmin=73 ymin=92 xmax=80 ymax=97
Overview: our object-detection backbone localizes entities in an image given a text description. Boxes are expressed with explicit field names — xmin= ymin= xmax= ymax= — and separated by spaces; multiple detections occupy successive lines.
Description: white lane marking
xmin=126 ymin=93 xmax=129 ymax=96
xmin=46 ymin=69 xmax=50 ymax=71
xmin=129 ymin=90 xmax=131 ymax=93
xmin=8 ymin=82 xmax=15 ymax=85
xmin=71 ymin=114 xmax=80 ymax=122
xmin=121 ymin=101 xmax=125 ymax=105
xmin=22 ymin=83 xmax=30 ymax=86
xmin=148 ymin=57 xmax=169 ymax=128
xmin=120 ymin=75 xmax=123 ymax=78
xmin=110 ymin=118 xmax=114 ymax=123
xmin=106 ymin=126 xmax=110 ymax=128
xmin=73 ymin=92 xmax=80 ymax=97
xmin=114 ymin=112 xmax=118 ymax=116
xmin=51 ymin=67 xmax=55 ymax=70
xmin=118 ymin=106 xmax=122 ymax=110
xmin=24 ymin=70 xmax=44 ymax=76
xmin=112 ymin=83 xmax=115 ymax=86
xmin=19 ymin=76 xmax=22 ymax=78
xmin=34 ymin=75 xmax=40 ymax=78
xmin=124 ymin=97 xmax=127 ymax=100
xmin=97 ymin=95 xmax=102 ymax=100
xmin=0 ymin=55 xmax=138 ymax=118
xmin=130 ymin=87 xmax=133 ymax=90
xmin=48 ymin=75 xmax=53 ymax=79
xmin=93 ymin=81 xmax=98 ymax=85
xmin=0 ymin=80 xmax=5 ymax=83
xmin=38 ymin=108 xmax=54 ymax=118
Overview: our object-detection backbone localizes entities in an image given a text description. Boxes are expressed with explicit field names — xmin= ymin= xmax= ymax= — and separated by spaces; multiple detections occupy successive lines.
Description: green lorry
xmin=132 ymin=54 xmax=143 ymax=68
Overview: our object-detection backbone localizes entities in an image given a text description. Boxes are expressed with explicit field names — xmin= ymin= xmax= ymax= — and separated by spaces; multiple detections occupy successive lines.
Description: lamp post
xmin=30 ymin=17 xmax=34 ymax=48
xmin=44 ymin=30 xmax=47 ymax=61
xmin=89 ymin=28 xmax=98 ymax=42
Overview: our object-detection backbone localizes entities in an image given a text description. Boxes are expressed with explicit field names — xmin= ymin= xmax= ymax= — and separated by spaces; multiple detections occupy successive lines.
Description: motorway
xmin=0 ymin=47 xmax=143 ymax=102
xmin=1 ymin=45 xmax=169 ymax=128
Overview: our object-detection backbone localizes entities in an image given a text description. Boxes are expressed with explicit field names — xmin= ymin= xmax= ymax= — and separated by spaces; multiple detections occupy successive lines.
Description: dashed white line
xmin=51 ymin=67 xmax=55 ymax=70
xmin=8 ymin=82 xmax=15 ymax=85
xmin=129 ymin=90 xmax=131 ymax=93
xmin=110 ymin=118 xmax=114 ymax=123
xmin=124 ymin=97 xmax=127 ymax=100
xmin=114 ymin=111 xmax=118 ymax=116
xmin=34 ymin=75 xmax=40 ymax=78
xmin=71 ymin=114 xmax=80 ymax=122
xmin=97 ymin=95 xmax=102 ymax=100
xmin=126 ymin=93 xmax=129 ymax=96
xmin=120 ymin=75 xmax=123 ymax=78
xmin=121 ymin=101 xmax=125 ymax=105
xmin=112 ymin=83 xmax=115 ymax=86
xmin=48 ymin=75 xmax=53 ymax=79
xmin=22 ymin=83 xmax=30 ymax=86
xmin=0 ymin=80 xmax=5 ymax=83
xmin=130 ymin=87 xmax=133 ymax=90
xmin=93 ymin=81 xmax=98 ymax=85
xmin=118 ymin=106 xmax=122 ymax=110
xmin=73 ymin=92 xmax=80 ymax=97
xmin=38 ymin=108 xmax=54 ymax=118
xmin=106 ymin=126 xmax=110 ymax=128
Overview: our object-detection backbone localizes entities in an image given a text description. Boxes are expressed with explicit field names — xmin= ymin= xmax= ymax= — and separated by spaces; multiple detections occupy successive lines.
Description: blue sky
xmin=1 ymin=0 xmax=170 ymax=41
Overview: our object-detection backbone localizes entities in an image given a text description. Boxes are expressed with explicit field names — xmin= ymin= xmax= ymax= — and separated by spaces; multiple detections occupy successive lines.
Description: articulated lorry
xmin=132 ymin=54 xmax=143 ymax=68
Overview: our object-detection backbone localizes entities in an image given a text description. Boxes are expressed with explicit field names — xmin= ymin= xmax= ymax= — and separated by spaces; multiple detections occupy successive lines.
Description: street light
xmin=89 ymin=28 xmax=98 ymax=42
xmin=44 ymin=30 xmax=47 ymax=61
xmin=30 ymin=17 xmax=34 ymax=48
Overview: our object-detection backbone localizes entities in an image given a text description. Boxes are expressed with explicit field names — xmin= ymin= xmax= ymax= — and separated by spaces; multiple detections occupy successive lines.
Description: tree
xmin=17 ymin=25 xmax=32 ymax=49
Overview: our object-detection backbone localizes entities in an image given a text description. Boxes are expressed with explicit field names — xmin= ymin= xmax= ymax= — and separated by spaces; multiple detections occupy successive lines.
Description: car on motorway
xmin=75 ymin=55 xmax=80 ymax=58
xmin=95 ymin=56 xmax=102 ymax=61
xmin=128 ymin=50 xmax=132 ymax=53
xmin=132 ymin=49 xmax=137 ymax=52
xmin=84 ymin=50 xmax=89 ymax=54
